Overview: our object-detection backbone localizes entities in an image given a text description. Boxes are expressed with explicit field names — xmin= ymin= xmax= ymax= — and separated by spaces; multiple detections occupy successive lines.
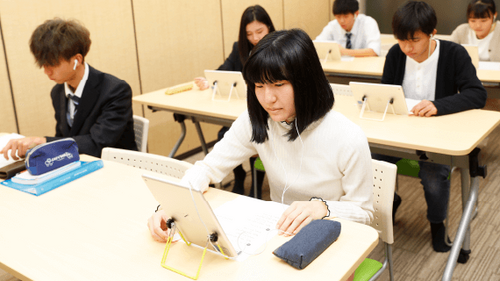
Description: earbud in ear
xmin=73 ymin=59 xmax=78 ymax=70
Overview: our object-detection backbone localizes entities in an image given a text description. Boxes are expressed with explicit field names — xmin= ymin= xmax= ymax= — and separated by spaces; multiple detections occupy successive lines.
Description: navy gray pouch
xmin=273 ymin=220 xmax=341 ymax=269
xmin=25 ymin=138 xmax=79 ymax=175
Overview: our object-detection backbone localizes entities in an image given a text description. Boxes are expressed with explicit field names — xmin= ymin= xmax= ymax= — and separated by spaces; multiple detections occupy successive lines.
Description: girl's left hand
xmin=275 ymin=201 xmax=328 ymax=237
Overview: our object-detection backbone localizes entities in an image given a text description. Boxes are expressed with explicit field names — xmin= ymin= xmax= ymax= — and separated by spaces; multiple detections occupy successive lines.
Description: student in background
xmin=149 ymin=29 xmax=373 ymax=244
xmin=451 ymin=0 xmax=499 ymax=62
xmin=1 ymin=18 xmax=137 ymax=160
xmin=316 ymin=0 xmax=381 ymax=57
xmin=375 ymin=1 xmax=486 ymax=254
xmin=193 ymin=5 xmax=275 ymax=198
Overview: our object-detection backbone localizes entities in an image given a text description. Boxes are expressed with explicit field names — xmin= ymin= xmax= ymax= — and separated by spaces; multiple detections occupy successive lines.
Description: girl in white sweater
xmin=148 ymin=29 xmax=373 ymax=242
xmin=451 ymin=0 xmax=500 ymax=61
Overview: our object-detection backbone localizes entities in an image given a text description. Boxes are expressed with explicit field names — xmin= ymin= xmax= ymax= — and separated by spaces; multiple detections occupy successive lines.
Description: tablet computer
xmin=313 ymin=40 xmax=342 ymax=62
xmin=349 ymin=82 xmax=409 ymax=116
xmin=143 ymin=174 xmax=238 ymax=257
xmin=462 ymin=44 xmax=479 ymax=68
xmin=204 ymin=70 xmax=246 ymax=101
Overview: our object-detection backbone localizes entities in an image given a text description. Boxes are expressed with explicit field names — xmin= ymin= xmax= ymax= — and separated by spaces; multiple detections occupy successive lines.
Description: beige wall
xmin=0 ymin=0 xmax=331 ymax=157
xmin=0 ymin=26 xmax=17 ymax=134
xmin=284 ymin=0 xmax=330 ymax=38
xmin=0 ymin=0 xmax=141 ymax=137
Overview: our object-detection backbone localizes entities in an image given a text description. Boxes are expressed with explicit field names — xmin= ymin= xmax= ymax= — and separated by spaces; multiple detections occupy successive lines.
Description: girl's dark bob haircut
xmin=467 ymin=0 xmax=496 ymax=20
xmin=243 ymin=29 xmax=334 ymax=143
xmin=238 ymin=5 xmax=276 ymax=64
xmin=392 ymin=1 xmax=437 ymax=40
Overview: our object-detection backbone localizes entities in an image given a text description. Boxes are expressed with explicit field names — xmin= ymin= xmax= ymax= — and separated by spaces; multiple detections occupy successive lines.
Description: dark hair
xmin=333 ymin=0 xmax=359 ymax=15
xmin=392 ymin=1 xmax=437 ymax=40
xmin=29 ymin=18 xmax=91 ymax=68
xmin=243 ymin=29 xmax=334 ymax=143
xmin=238 ymin=5 xmax=276 ymax=64
xmin=467 ymin=0 xmax=497 ymax=19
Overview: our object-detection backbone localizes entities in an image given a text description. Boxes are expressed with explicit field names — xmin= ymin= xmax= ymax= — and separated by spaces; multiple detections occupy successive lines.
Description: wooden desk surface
xmin=322 ymin=57 xmax=386 ymax=77
xmin=321 ymin=56 xmax=500 ymax=83
xmin=333 ymin=95 xmax=500 ymax=155
xmin=134 ymin=87 xmax=500 ymax=156
xmin=0 ymin=158 xmax=378 ymax=281
xmin=133 ymin=87 xmax=246 ymax=121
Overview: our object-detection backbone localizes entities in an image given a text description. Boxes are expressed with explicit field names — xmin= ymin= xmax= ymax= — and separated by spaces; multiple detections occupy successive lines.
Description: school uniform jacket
xmin=218 ymin=42 xmax=243 ymax=71
xmin=382 ymin=40 xmax=487 ymax=115
xmin=46 ymin=65 xmax=137 ymax=157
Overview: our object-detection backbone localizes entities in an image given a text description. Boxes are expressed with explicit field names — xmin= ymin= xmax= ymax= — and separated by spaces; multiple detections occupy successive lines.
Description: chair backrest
xmin=133 ymin=115 xmax=150 ymax=152
xmin=371 ymin=159 xmax=397 ymax=245
xmin=330 ymin=83 xmax=353 ymax=96
xmin=101 ymin=147 xmax=192 ymax=179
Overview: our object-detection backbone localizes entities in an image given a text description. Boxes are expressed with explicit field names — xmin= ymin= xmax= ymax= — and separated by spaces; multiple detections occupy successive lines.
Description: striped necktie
xmin=66 ymin=94 xmax=80 ymax=127
xmin=345 ymin=33 xmax=352 ymax=49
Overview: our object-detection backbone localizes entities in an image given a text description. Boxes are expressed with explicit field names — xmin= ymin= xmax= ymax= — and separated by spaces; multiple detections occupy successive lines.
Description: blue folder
xmin=0 ymin=160 xmax=104 ymax=196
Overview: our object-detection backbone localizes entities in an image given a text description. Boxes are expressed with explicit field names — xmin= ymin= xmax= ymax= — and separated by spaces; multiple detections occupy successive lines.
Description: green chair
xmin=395 ymin=159 xmax=420 ymax=178
xmin=354 ymin=160 xmax=397 ymax=281
xmin=253 ymin=157 xmax=265 ymax=198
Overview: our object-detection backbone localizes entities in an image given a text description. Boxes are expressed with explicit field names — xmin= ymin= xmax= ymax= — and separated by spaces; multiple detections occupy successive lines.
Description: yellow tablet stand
xmin=161 ymin=218 xmax=228 ymax=280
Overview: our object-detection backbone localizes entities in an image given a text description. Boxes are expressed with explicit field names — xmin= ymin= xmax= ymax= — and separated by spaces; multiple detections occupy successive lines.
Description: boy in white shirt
xmin=375 ymin=1 xmax=486 ymax=259
xmin=316 ymin=0 xmax=381 ymax=57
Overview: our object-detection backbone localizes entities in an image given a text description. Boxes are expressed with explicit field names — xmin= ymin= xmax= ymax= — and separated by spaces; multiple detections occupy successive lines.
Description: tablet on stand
xmin=350 ymin=82 xmax=409 ymax=121
xmin=205 ymin=70 xmax=247 ymax=102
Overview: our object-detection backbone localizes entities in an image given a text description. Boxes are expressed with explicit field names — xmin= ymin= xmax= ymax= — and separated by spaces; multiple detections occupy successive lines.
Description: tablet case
xmin=273 ymin=220 xmax=341 ymax=269
xmin=0 ymin=161 xmax=26 ymax=179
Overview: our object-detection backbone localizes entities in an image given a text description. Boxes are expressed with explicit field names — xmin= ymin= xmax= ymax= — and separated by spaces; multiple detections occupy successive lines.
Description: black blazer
xmin=218 ymin=42 xmax=243 ymax=71
xmin=46 ymin=65 xmax=137 ymax=157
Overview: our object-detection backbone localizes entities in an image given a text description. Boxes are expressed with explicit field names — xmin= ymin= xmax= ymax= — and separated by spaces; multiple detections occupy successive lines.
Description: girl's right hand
xmin=147 ymin=209 xmax=170 ymax=242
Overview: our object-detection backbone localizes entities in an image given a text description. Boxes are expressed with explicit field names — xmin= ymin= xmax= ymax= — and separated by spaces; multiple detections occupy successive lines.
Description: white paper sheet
xmin=405 ymin=98 xmax=421 ymax=114
xmin=214 ymin=196 xmax=287 ymax=261
xmin=341 ymin=56 xmax=355 ymax=62
xmin=478 ymin=61 xmax=500 ymax=71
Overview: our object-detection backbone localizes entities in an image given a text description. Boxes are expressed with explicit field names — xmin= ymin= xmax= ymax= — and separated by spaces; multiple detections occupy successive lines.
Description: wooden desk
xmin=322 ymin=56 xmax=500 ymax=85
xmin=133 ymin=89 xmax=500 ymax=280
xmin=334 ymin=96 xmax=500 ymax=280
xmin=134 ymin=88 xmax=245 ymax=157
xmin=0 ymin=157 xmax=378 ymax=281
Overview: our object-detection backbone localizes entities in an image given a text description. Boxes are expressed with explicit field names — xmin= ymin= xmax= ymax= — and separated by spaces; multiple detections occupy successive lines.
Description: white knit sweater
xmin=183 ymin=110 xmax=374 ymax=224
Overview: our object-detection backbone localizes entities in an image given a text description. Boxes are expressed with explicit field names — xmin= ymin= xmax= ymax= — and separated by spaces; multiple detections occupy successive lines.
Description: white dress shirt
xmin=402 ymin=40 xmax=440 ymax=101
xmin=315 ymin=14 xmax=381 ymax=56
xmin=64 ymin=62 xmax=89 ymax=121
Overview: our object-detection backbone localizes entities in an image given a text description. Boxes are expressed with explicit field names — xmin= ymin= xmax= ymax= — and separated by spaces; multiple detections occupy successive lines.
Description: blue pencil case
xmin=25 ymin=138 xmax=79 ymax=175
xmin=273 ymin=220 xmax=341 ymax=269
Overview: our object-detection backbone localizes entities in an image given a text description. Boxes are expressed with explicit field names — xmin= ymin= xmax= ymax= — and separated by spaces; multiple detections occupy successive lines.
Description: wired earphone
xmin=428 ymin=33 xmax=434 ymax=58
xmin=184 ymin=116 xmax=305 ymax=257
